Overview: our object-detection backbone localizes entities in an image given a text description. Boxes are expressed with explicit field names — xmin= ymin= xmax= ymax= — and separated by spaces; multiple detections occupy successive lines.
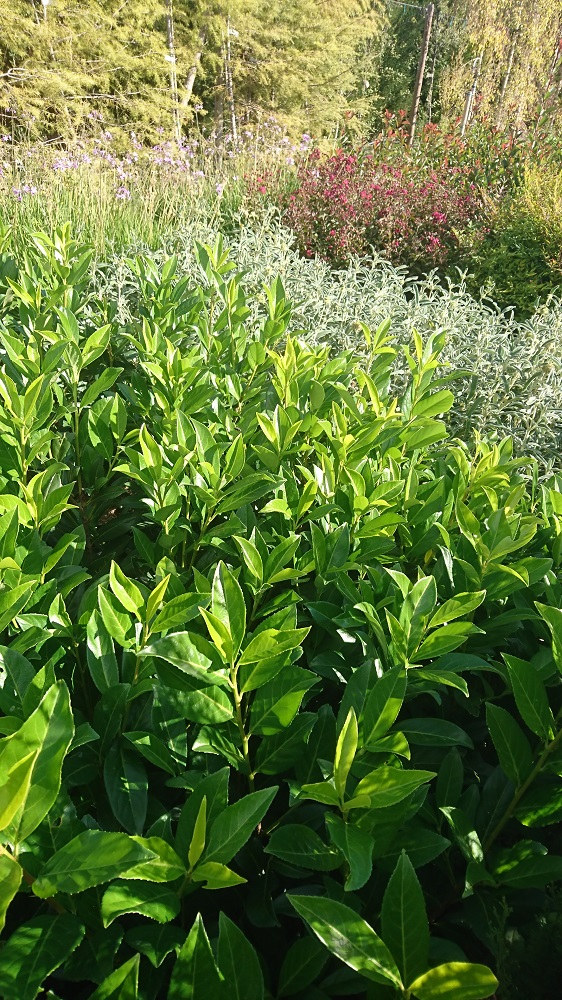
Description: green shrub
xmin=464 ymin=167 xmax=562 ymax=317
xmin=2 ymin=225 xmax=562 ymax=999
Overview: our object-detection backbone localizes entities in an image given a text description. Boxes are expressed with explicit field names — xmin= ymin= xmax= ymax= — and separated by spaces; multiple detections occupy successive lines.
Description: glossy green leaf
xmin=101 ymin=879 xmax=180 ymax=926
xmin=408 ymin=962 xmax=498 ymax=1000
xmin=287 ymin=895 xmax=402 ymax=988
xmin=416 ymin=622 xmax=481 ymax=660
xmin=0 ymin=681 xmax=74 ymax=844
xmin=325 ymin=813 xmax=374 ymax=890
xmin=140 ymin=632 xmax=228 ymax=687
xmin=362 ymin=666 xmax=407 ymax=747
xmin=150 ymin=592 xmax=210 ymax=632
xmin=188 ymin=795 xmax=207 ymax=868
xmin=504 ymin=654 xmax=554 ymax=741
xmin=233 ymin=534 xmax=264 ymax=584
xmin=0 ymin=581 xmax=36 ymax=632
xmin=98 ymin=586 xmax=134 ymax=647
xmin=334 ymin=708 xmax=358 ymax=800
xmin=87 ymin=610 xmax=119 ymax=693
xmin=82 ymin=367 xmax=123 ymax=407
xmin=211 ymin=560 xmax=246 ymax=658
xmin=33 ymin=831 xmax=156 ymax=897
xmin=203 ymin=786 xmax=277 ymax=864
xmin=0 ymin=750 xmax=35 ymax=831
xmin=191 ymin=861 xmax=247 ymax=888
xmin=249 ymin=667 xmax=317 ymax=735
xmin=354 ymin=767 xmax=435 ymax=808
xmin=88 ymin=955 xmax=140 ymax=1000
xmin=126 ymin=836 xmax=186 ymax=881
xmin=0 ymin=852 xmax=22 ymax=933
xmin=429 ymin=591 xmax=486 ymax=629
xmin=238 ymin=627 xmax=309 ymax=666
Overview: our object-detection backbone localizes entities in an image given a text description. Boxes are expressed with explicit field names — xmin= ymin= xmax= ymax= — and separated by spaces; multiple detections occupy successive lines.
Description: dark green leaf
xmin=168 ymin=913 xmax=225 ymax=1000
xmin=277 ymin=936 xmax=329 ymax=997
xmin=125 ymin=925 xmax=184 ymax=968
xmin=0 ymin=915 xmax=84 ymax=1000
xmin=486 ymin=704 xmax=533 ymax=787
xmin=381 ymin=852 xmax=429 ymax=987
xmin=104 ymin=740 xmax=148 ymax=835
xmin=399 ymin=720 xmax=473 ymax=748
xmin=265 ymin=824 xmax=342 ymax=871
xmin=218 ymin=913 xmax=264 ymax=1000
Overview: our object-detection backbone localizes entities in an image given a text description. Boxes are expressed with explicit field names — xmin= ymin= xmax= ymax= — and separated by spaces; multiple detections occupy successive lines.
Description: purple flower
xmin=215 ymin=182 xmax=225 ymax=196
xmin=115 ymin=186 xmax=131 ymax=200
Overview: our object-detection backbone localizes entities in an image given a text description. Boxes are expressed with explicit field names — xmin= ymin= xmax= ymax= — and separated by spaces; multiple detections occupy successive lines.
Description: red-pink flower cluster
xmin=281 ymin=148 xmax=485 ymax=269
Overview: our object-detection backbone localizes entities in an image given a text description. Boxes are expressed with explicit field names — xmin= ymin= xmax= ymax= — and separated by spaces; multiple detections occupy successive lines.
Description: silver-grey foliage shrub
xmin=98 ymin=212 xmax=562 ymax=471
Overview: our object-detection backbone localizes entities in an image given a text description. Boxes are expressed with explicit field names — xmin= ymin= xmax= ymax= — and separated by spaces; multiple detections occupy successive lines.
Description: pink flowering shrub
xmin=282 ymin=147 xmax=485 ymax=270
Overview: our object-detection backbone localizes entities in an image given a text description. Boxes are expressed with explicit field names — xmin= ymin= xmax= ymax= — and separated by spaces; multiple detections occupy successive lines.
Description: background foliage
xmin=2 ymin=0 xmax=562 ymax=140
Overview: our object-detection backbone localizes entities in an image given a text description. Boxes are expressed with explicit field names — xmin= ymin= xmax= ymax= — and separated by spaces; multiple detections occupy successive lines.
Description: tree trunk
xmin=408 ymin=3 xmax=434 ymax=148
xmin=426 ymin=9 xmax=440 ymax=123
xmin=165 ymin=0 xmax=181 ymax=143
xmin=180 ymin=31 xmax=206 ymax=119
xmin=496 ymin=34 xmax=517 ymax=127
xmin=460 ymin=50 xmax=483 ymax=136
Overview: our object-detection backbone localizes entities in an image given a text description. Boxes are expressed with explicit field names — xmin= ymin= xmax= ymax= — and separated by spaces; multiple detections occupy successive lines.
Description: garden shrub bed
xmin=1 ymin=227 xmax=562 ymax=998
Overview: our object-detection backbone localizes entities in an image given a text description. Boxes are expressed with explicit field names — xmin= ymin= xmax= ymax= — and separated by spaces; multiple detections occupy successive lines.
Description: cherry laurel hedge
xmin=1 ymin=226 xmax=562 ymax=999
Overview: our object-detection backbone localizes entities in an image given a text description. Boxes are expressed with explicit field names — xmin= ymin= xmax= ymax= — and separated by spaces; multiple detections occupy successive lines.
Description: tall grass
xmin=0 ymin=126 xmax=299 ymax=254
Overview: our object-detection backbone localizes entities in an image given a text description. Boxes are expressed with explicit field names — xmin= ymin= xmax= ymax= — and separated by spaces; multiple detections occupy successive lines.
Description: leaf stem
xmin=230 ymin=668 xmax=254 ymax=792
xmin=483 ymin=720 xmax=562 ymax=853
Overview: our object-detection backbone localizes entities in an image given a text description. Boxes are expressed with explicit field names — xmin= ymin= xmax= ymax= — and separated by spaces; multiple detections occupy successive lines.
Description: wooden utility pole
xmin=460 ymin=50 xmax=483 ymax=136
xmin=408 ymin=3 xmax=434 ymax=148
